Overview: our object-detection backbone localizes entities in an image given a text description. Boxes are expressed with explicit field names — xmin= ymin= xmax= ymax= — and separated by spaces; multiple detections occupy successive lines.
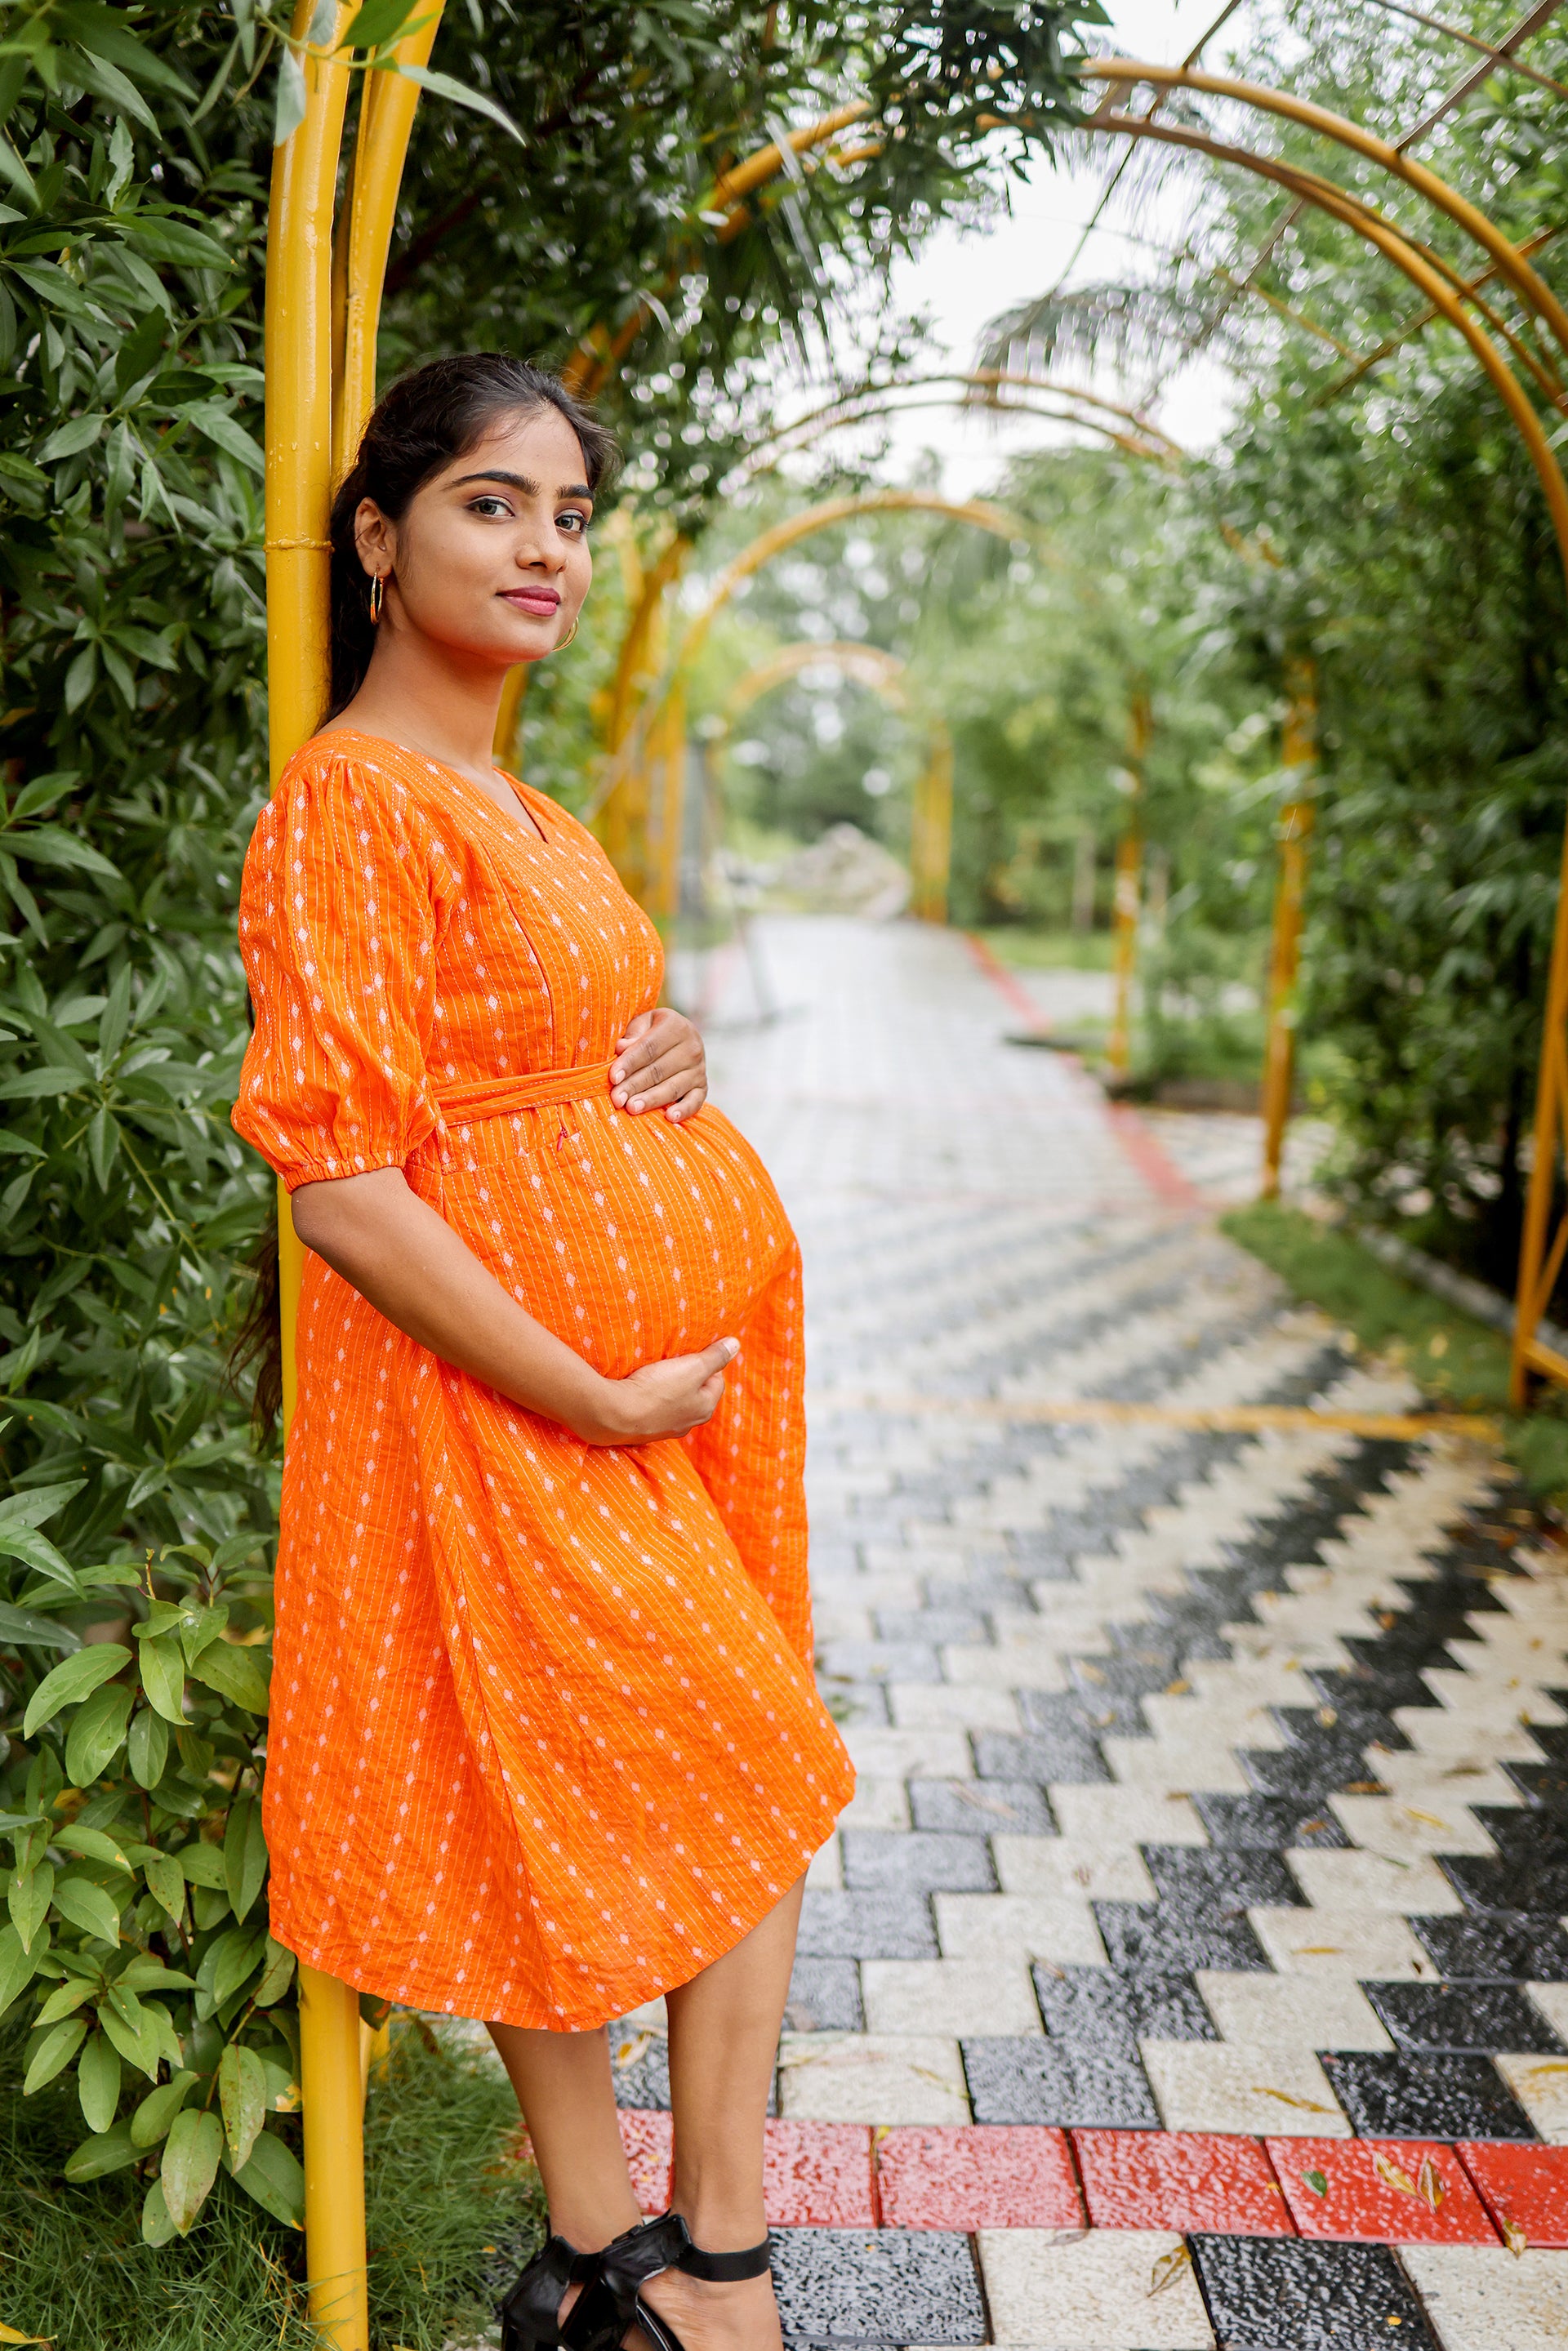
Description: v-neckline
xmin=323 ymin=727 xmax=552 ymax=847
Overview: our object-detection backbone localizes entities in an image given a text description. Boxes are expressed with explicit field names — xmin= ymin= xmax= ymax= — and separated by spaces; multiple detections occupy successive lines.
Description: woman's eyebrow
xmin=452 ymin=468 xmax=593 ymax=501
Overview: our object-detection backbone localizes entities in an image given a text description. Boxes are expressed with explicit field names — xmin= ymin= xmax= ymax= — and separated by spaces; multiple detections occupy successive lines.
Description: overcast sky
xmin=831 ymin=0 xmax=1249 ymax=496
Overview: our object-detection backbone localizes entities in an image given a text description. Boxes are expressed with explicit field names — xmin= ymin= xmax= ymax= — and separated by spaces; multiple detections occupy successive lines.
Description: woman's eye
xmin=471 ymin=496 xmax=510 ymax=518
xmin=558 ymin=510 xmax=590 ymax=535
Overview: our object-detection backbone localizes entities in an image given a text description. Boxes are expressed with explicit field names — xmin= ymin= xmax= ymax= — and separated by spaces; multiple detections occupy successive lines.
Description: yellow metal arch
xmin=713 ymin=640 xmax=956 ymax=923
xmin=607 ymin=490 xmax=1038 ymax=919
xmin=260 ymin=42 xmax=1568 ymax=2348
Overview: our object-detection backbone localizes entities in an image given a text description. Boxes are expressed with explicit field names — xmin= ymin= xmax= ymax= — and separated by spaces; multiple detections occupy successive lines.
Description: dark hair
xmin=324 ymin=353 xmax=620 ymax=720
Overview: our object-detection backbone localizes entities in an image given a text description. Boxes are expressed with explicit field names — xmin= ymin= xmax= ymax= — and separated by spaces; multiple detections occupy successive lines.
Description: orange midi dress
xmin=233 ymin=728 xmax=853 ymax=2029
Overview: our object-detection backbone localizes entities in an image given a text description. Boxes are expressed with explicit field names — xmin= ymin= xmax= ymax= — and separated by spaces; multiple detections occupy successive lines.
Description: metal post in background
xmin=1107 ymin=689 xmax=1149 ymax=1075
xmin=1260 ymin=658 xmax=1317 ymax=1202
xmin=910 ymin=729 xmax=954 ymax=922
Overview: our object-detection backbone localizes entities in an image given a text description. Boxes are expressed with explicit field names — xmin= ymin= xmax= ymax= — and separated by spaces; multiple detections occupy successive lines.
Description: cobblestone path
xmin=610 ymin=918 xmax=1568 ymax=2350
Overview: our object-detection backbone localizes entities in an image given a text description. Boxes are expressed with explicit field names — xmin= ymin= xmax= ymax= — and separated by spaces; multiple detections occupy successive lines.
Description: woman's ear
xmin=354 ymin=497 xmax=394 ymax=581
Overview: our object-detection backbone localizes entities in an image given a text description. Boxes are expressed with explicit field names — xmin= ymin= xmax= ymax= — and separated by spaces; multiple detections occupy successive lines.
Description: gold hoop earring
xmin=368 ymin=573 xmax=384 ymax=623
xmin=557 ymin=615 xmax=578 ymax=650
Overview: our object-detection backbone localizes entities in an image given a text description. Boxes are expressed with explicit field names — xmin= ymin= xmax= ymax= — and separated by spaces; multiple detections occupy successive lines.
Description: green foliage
xmin=0 ymin=0 xmax=1103 ymax=2245
xmin=1223 ymin=1200 xmax=1568 ymax=1499
xmin=0 ymin=2008 xmax=543 ymax=2349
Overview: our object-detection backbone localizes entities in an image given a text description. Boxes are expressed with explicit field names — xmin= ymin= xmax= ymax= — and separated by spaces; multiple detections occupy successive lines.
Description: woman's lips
xmin=503 ymin=588 xmax=561 ymax=616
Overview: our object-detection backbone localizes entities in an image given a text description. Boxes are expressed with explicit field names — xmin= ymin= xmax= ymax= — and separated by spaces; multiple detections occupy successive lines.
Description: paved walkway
xmin=610 ymin=918 xmax=1568 ymax=2351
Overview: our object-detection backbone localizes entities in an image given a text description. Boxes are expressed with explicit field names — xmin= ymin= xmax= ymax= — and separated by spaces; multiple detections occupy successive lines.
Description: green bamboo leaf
xmin=0 ymin=1524 xmax=76 ymax=1584
xmin=229 ymin=2124 xmax=305 ymax=2229
xmin=182 ymin=400 xmax=262 ymax=473
xmin=393 ymin=60 xmax=527 ymax=145
xmin=0 ymin=1921 xmax=42 ymax=2019
xmin=23 ymin=1643 xmax=130 ymax=1735
xmin=87 ymin=1105 xmax=120 ymax=1190
xmin=69 ymin=51 xmax=159 ymax=132
xmin=138 ymin=1632 xmax=185 ymax=1725
xmin=125 ymin=217 xmax=231 ymax=272
xmin=131 ymin=2068 xmax=198 ymax=2149
xmin=0 ymin=1479 xmax=86 ymax=1528
xmin=341 ymin=0 xmax=426 ymax=48
xmin=161 ymin=2105 xmax=223 ymax=2233
xmin=77 ymin=2028 xmax=122 ymax=2131
xmin=218 ymin=2040 xmax=267 ymax=2170
xmin=223 ymin=1794 xmax=268 ymax=1922
xmin=64 ymin=1683 xmax=134 ymax=1786
xmin=24 ymin=2015 xmax=87 ymax=2095
xmin=65 ymin=2117 xmax=140 ymax=2178
xmin=273 ymin=44 xmax=307 ymax=144
xmin=0 ymin=1600 xmax=80 ymax=1650
xmin=7 ymin=824 xmax=119 ymax=878
xmin=8 ymin=1863 xmax=52 ymax=1952
xmin=38 ymin=412 xmax=106 ymax=461
xmin=51 ymin=1874 xmax=123 ymax=1949
xmin=114 ymin=1957 xmax=195 ymax=1994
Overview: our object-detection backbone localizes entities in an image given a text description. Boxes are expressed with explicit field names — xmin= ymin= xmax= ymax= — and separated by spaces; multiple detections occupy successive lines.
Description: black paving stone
xmin=817 ymin=1641 xmax=943 ymax=1685
xmin=610 ymin=2031 xmax=670 ymax=2110
xmin=961 ymin=2035 xmax=1160 ymax=2127
xmin=1237 ymin=1747 xmax=1388 ymax=1801
xmin=840 ymin=1830 xmax=996 ymax=1895
xmin=1471 ymin=1807 xmax=1568 ymax=1868
xmin=909 ymin=1778 xmax=1055 ymax=1836
xmin=770 ymin=2228 xmax=985 ymax=2346
xmin=796 ymin=1891 xmax=938 ymax=1961
xmin=1361 ymin=1979 xmax=1566 ymax=2054
xmin=1441 ymin=1853 xmax=1568 ymax=1912
xmin=1192 ymin=1794 xmax=1350 ymax=1850
xmin=1033 ymin=1961 xmax=1216 ymax=2044
xmin=1321 ymin=2050 xmax=1539 ymax=2139
xmin=1502 ymin=1759 xmax=1568 ymax=1809
xmin=1143 ymin=1846 xmax=1302 ymax=1911
xmin=973 ymin=1730 xmax=1110 ymax=1786
xmin=1412 ymin=1910 xmax=1568 ymax=1980
xmin=1095 ymin=1900 xmax=1272 ymax=1975
xmin=1272 ymin=1705 xmax=1414 ymax=1757
xmin=784 ymin=1957 xmax=863 ymax=2033
xmin=1189 ymin=2236 xmax=1438 ymax=2350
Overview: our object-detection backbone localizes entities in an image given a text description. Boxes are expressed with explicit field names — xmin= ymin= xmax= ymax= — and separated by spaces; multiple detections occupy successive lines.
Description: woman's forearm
xmin=289 ymin=1166 xmax=621 ymax=1440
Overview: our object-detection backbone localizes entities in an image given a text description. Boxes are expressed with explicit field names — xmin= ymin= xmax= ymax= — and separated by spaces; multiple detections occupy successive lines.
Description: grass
xmin=1223 ymin=1200 xmax=1568 ymax=1502
xmin=973 ymin=924 xmax=1116 ymax=972
xmin=0 ymin=2015 xmax=543 ymax=2351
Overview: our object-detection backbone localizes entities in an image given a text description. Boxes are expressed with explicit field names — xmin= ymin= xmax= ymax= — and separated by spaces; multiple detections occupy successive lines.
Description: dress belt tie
xmin=432 ymin=1058 xmax=616 ymax=1127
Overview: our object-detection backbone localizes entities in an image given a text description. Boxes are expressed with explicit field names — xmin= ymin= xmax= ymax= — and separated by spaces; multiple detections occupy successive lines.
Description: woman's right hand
xmin=577 ymin=1338 xmax=740 ymax=1445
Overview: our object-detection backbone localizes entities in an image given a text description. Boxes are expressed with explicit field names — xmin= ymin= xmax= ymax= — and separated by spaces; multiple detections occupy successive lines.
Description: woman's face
xmin=355 ymin=404 xmax=595 ymax=670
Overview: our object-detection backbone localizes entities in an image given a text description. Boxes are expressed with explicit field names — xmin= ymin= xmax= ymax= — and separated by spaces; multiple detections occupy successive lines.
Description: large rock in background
xmin=770 ymin=824 xmax=911 ymax=919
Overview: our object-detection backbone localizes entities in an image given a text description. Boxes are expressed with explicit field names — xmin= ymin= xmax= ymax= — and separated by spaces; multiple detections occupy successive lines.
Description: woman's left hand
xmin=610 ymin=1007 xmax=707 ymax=1122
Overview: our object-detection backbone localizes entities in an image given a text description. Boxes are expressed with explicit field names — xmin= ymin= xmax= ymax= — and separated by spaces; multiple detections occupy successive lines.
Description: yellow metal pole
xmin=1260 ymin=660 xmax=1316 ymax=1201
xmin=1107 ymin=691 xmax=1148 ymax=1076
xmin=910 ymin=728 xmax=954 ymax=923
xmin=269 ymin=7 xmax=444 ymax=2341
xmin=1512 ymin=827 xmax=1568 ymax=1400
xmin=494 ymin=663 xmax=528 ymax=766
xmin=332 ymin=8 xmax=448 ymax=479
xmin=652 ymin=678 xmax=687 ymax=921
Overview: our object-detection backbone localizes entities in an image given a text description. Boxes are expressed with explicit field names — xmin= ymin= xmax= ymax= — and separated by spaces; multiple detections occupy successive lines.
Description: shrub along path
xmin=593 ymin=915 xmax=1568 ymax=2351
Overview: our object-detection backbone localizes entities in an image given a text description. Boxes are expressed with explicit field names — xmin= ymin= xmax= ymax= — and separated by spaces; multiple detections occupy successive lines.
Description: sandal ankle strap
xmin=680 ymin=2236 xmax=772 ymax=2283
xmin=562 ymin=2211 xmax=693 ymax=2351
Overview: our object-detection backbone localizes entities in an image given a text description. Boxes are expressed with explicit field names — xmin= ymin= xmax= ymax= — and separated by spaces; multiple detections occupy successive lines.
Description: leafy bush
xmin=0 ymin=0 xmax=1100 ymax=2252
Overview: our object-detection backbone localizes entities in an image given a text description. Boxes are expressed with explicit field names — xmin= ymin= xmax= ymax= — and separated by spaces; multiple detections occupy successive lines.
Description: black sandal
xmin=561 ymin=2210 xmax=773 ymax=2351
xmin=497 ymin=2231 xmax=600 ymax=2351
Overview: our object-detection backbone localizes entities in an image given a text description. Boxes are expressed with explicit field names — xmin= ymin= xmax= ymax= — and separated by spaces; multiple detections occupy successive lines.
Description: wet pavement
xmin=610 ymin=916 xmax=1568 ymax=2350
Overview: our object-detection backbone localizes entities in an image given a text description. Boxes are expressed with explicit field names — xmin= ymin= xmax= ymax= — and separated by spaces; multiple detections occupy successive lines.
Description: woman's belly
xmin=410 ymin=1095 xmax=795 ymax=1378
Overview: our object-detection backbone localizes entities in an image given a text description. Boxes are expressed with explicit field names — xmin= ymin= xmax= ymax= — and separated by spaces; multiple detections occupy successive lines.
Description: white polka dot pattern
xmin=232 ymin=731 xmax=853 ymax=2028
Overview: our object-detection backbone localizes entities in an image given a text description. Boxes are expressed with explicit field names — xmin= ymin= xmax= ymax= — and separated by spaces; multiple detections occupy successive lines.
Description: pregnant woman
xmin=233 ymin=354 xmax=853 ymax=2351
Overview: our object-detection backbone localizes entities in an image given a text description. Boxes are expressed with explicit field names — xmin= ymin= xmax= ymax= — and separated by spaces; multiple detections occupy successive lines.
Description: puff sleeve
xmin=232 ymin=750 xmax=439 ymax=1189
